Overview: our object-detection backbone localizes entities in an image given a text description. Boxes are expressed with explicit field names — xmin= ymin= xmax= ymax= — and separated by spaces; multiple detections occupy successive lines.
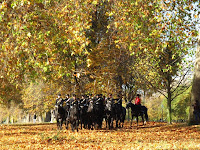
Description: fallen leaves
xmin=0 ymin=122 xmax=200 ymax=149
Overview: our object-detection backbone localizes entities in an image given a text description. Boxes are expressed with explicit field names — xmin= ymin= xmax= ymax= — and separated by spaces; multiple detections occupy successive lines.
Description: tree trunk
xmin=167 ymin=75 xmax=172 ymax=124
xmin=38 ymin=114 xmax=43 ymax=123
xmin=50 ymin=109 xmax=55 ymax=123
xmin=167 ymin=96 xmax=172 ymax=124
xmin=25 ymin=114 xmax=29 ymax=123
xmin=6 ymin=115 xmax=10 ymax=124
xmin=189 ymin=35 xmax=200 ymax=125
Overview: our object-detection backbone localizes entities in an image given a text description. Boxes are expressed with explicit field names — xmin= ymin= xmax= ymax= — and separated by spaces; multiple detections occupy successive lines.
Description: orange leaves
xmin=194 ymin=14 xmax=198 ymax=19
xmin=1 ymin=122 xmax=200 ymax=149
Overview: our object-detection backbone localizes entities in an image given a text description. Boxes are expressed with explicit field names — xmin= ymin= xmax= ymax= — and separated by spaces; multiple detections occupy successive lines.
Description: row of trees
xmin=0 ymin=0 xmax=199 ymax=124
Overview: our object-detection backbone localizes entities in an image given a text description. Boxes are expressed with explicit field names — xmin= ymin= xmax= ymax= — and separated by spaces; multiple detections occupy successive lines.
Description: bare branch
xmin=171 ymin=66 xmax=191 ymax=94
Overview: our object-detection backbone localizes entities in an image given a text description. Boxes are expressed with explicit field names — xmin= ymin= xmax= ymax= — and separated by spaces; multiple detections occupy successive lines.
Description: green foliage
xmin=146 ymin=95 xmax=167 ymax=121
xmin=171 ymin=86 xmax=191 ymax=121
xmin=160 ymin=86 xmax=192 ymax=121
xmin=146 ymin=86 xmax=191 ymax=122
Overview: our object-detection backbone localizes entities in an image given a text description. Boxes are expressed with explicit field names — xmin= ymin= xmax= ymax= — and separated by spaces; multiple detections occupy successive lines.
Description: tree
xmin=85 ymin=0 xmax=135 ymax=96
xmin=153 ymin=0 xmax=199 ymax=124
xmin=129 ymin=0 xmax=199 ymax=124
xmin=1 ymin=0 xmax=199 ymax=123
xmin=189 ymin=35 xmax=200 ymax=125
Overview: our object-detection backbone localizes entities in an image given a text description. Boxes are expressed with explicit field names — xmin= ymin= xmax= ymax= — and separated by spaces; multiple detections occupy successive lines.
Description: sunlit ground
xmin=0 ymin=121 xmax=200 ymax=149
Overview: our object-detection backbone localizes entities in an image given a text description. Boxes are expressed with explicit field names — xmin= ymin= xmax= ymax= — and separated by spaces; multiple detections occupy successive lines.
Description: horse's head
xmin=54 ymin=104 xmax=64 ymax=118
xmin=105 ymin=101 xmax=112 ymax=111
xmin=56 ymin=101 xmax=63 ymax=107
xmin=87 ymin=100 xmax=94 ymax=113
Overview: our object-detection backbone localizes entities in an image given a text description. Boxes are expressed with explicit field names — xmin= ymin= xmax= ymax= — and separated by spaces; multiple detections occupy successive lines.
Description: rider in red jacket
xmin=135 ymin=94 xmax=141 ymax=105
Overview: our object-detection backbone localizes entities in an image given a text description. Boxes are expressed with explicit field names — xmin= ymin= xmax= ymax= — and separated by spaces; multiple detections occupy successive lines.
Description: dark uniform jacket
xmin=55 ymin=97 xmax=64 ymax=106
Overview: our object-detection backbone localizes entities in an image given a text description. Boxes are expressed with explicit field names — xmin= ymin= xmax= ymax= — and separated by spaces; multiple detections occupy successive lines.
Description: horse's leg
xmin=108 ymin=116 xmax=111 ymax=129
xmin=71 ymin=123 xmax=74 ymax=132
xmin=130 ymin=115 xmax=133 ymax=127
xmin=88 ymin=116 xmax=91 ymax=130
xmin=105 ymin=116 xmax=108 ymax=129
xmin=144 ymin=114 xmax=147 ymax=124
xmin=116 ymin=118 xmax=119 ymax=128
xmin=119 ymin=115 xmax=122 ymax=128
xmin=57 ymin=119 xmax=60 ymax=130
xmin=60 ymin=119 xmax=63 ymax=130
xmin=119 ymin=116 xmax=122 ymax=128
xmin=59 ymin=118 xmax=62 ymax=130
xmin=111 ymin=117 xmax=114 ymax=128
xmin=57 ymin=119 xmax=59 ymax=130
xmin=136 ymin=116 xmax=139 ymax=126
xmin=117 ymin=115 xmax=119 ymax=128
xmin=84 ymin=117 xmax=87 ymax=129
xmin=64 ymin=118 xmax=67 ymax=129
xmin=121 ymin=120 xmax=124 ymax=128
xmin=58 ymin=118 xmax=62 ymax=130
xmin=99 ymin=117 xmax=103 ymax=129
xmin=76 ymin=120 xmax=79 ymax=132
xmin=144 ymin=111 xmax=148 ymax=124
xmin=66 ymin=120 xmax=69 ymax=129
xmin=141 ymin=115 xmax=144 ymax=125
xmin=80 ymin=118 xmax=83 ymax=129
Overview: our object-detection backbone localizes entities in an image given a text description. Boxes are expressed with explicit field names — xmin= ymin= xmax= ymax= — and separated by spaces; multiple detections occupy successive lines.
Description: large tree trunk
xmin=189 ymin=35 xmax=200 ymax=125
xmin=166 ymin=72 xmax=172 ymax=124
xmin=167 ymin=82 xmax=172 ymax=124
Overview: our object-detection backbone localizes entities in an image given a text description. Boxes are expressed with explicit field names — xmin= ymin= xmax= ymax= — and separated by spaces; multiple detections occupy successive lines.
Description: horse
xmin=93 ymin=97 xmax=104 ymax=129
xmin=87 ymin=99 xmax=95 ymax=129
xmin=105 ymin=100 xmax=115 ymax=129
xmin=118 ymin=106 xmax=126 ymax=128
xmin=54 ymin=103 xmax=66 ymax=130
xmin=66 ymin=101 xmax=79 ymax=132
xmin=126 ymin=101 xmax=148 ymax=126
xmin=114 ymin=102 xmax=122 ymax=128
xmin=79 ymin=103 xmax=88 ymax=129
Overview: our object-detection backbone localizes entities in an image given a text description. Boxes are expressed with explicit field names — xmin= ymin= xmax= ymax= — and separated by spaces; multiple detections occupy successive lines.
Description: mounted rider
xmin=116 ymin=94 xmax=123 ymax=111
xmin=135 ymin=94 xmax=142 ymax=113
xmin=87 ymin=94 xmax=93 ymax=103
xmin=70 ymin=94 xmax=78 ymax=106
xmin=106 ymin=93 xmax=114 ymax=104
xmin=64 ymin=94 xmax=70 ymax=111
xmin=55 ymin=94 xmax=65 ymax=106
xmin=80 ymin=95 xmax=87 ymax=106
xmin=135 ymin=94 xmax=141 ymax=106
xmin=64 ymin=94 xmax=70 ymax=102
xmin=94 ymin=94 xmax=104 ymax=105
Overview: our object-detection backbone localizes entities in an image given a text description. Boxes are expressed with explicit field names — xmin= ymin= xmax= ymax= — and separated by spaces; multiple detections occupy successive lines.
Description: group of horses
xmin=53 ymin=96 xmax=149 ymax=132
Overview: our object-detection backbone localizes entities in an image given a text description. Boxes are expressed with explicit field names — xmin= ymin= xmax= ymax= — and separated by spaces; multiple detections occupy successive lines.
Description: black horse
xmin=114 ymin=102 xmax=123 ymax=128
xmin=79 ymin=104 xmax=88 ymax=129
xmin=105 ymin=99 xmax=125 ymax=129
xmin=105 ymin=100 xmax=115 ymax=129
xmin=118 ymin=106 xmax=126 ymax=128
xmin=54 ymin=103 xmax=66 ymax=130
xmin=66 ymin=102 xmax=79 ymax=132
xmin=126 ymin=102 xmax=148 ymax=126
xmin=93 ymin=96 xmax=104 ymax=129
